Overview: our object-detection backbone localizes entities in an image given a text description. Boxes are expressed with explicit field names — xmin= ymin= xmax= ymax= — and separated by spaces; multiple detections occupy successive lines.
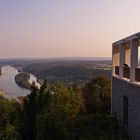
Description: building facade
xmin=112 ymin=33 xmax=140 ymax=140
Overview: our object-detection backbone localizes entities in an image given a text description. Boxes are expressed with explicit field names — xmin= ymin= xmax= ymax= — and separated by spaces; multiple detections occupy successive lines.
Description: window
xmin=123 ymin=96 xmax=128 ymax=127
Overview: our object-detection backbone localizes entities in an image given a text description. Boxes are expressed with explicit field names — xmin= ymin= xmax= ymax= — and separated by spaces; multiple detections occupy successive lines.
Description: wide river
xmin=0 ymin=66 xmax=41 ymax=99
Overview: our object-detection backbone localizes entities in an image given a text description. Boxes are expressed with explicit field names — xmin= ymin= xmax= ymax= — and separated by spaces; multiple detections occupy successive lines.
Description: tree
xmin=84 ymin=75 xmax=111 ymax=114
xmin=0 ymin=123 xmax=18 ymax=140
xmin=36 ymin=84 xmax=85 ymax=140
xmin=0 ymin=97 xmax=21 ymax=140
xmin=21 ymin=82 xmax=39 ymax=140
xmin=50 ymin=84 xmax=85 ymax=119
xmin=70 ymin=114 xmax=127 ymax=140
xmin=37 ymin=79 xmax=50 ymax=112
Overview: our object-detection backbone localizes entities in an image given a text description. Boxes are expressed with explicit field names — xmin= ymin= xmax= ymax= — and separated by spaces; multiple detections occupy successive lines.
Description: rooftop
xmin=113 ymin=32 xmax=140 ymax=46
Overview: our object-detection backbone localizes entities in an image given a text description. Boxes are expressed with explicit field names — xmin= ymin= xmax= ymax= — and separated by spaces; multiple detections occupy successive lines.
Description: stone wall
xmin=112 ymin=77 xmax=140 ymax=140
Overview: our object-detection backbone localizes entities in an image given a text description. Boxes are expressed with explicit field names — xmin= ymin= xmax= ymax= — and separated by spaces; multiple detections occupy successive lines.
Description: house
xmin=112 ymin=32 xmax=140 ymax=140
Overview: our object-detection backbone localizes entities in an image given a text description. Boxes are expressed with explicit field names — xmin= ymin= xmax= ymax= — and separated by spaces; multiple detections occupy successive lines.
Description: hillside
xmin=23 ymin=60 xmax=112 ymax=85
xmin=0 ymin=58 xmax=112 ymax=85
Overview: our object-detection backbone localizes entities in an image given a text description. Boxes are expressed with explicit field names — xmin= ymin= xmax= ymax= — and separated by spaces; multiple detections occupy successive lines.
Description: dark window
xmin=123 ymin=96 xmax=128 ymax=127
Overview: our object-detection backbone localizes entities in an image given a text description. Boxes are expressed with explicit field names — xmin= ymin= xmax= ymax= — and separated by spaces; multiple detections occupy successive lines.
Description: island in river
xmin=15 ymin=73 xmax=31 ymax=89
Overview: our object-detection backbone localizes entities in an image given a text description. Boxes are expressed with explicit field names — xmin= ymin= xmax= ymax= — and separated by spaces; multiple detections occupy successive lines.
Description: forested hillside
xmin=0 ymin=75 xmax=127 ymax=140
xmin=23 ymin=60 xmax=111 ymax=85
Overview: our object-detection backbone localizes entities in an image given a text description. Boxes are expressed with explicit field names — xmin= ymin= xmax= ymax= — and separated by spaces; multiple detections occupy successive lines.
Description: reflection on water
xmin=0 ymin=66 xmax=40 ymax=99
xmin=29 ymin=74 xmax=41 ymax=88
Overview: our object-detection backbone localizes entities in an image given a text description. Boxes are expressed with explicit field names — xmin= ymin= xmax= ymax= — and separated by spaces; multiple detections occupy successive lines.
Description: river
xmin=0 ymin=66 xmax=41 ymax=99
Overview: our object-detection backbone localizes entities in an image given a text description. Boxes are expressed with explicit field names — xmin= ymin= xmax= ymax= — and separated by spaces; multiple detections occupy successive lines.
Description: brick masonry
xmin=112 ymin=77 xmax=140 ymax=140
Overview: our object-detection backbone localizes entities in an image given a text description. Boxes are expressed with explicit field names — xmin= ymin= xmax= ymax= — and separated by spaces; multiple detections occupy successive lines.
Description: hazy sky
xmin=0 ymin=0 xmax=140 ymax=58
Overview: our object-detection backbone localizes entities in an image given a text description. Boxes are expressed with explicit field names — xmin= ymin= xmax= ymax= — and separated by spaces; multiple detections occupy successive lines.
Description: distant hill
xmin=0 ymin=57 xmax=112 ymax=67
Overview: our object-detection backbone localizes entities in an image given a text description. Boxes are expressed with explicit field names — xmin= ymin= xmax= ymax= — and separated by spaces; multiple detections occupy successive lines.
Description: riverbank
xmin=15 ymin=73 xmax=31 ymax=89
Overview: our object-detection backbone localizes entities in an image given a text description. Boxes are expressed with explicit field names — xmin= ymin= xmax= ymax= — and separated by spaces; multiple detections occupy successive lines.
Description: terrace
xmin=112 ymin=32 xmax=140 ymax=84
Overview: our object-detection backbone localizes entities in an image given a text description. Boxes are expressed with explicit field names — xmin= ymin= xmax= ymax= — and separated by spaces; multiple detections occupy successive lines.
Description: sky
xmin=0 ymin=0 xmax=140 ymax=58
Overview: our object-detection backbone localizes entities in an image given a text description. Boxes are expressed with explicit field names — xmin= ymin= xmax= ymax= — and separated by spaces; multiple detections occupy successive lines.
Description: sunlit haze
xmin=0 ymin=0 xmax=140 ymax=58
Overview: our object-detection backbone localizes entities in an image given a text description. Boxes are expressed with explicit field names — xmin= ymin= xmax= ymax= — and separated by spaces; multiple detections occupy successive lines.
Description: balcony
xmin=114 ymin=66 xmax=140 ymax=83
